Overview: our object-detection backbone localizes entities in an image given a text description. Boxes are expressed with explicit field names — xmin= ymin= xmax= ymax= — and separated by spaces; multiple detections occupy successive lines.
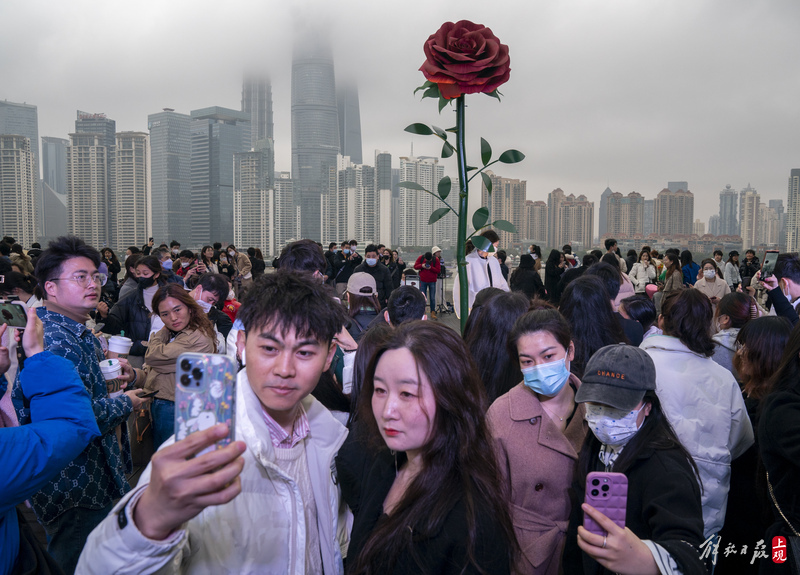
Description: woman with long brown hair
xmin=339 ymin=321 xmax=517 ymax=574
xmin=139 ymin=284 xmax=217 ymax=448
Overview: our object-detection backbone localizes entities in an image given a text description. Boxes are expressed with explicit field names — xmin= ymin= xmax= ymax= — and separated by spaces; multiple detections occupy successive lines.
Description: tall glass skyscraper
xmin=337 ymin=83 xmax=362 ymax=164
xmin=242 ymin=76 xmax=274 ymax=148
xmin=41 ymin=136 xmax=69 ymax=240
xmin=148 ymin=109 xmax=192 ymax=244
xmin=718 ymin=185 xmax=739 ymax=236
xmin=0 ymin=100 xmax=41 ymax=238
xmin=291 ymin=31 xmax=340 ymax=241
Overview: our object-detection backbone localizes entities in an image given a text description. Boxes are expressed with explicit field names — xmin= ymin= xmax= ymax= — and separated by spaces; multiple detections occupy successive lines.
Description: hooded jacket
xmin=77 ymin=370 xmax=351 ymax=575
xmin=711 ymin=327 xmax=741 ymax=382
xmin=640 ymin=335 xmax=754 ymax=537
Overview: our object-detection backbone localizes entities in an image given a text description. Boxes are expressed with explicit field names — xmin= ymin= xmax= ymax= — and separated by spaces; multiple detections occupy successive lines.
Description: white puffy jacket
xmin=640 ymin=335 xmax=754 ymax=538
xmin=77 ymin=370 xmax=350 ymax=575
xmin=629 ymin=262 xmax=657 ymax=293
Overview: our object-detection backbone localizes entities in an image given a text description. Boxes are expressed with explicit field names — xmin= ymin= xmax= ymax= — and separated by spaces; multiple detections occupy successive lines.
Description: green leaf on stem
xmin=481 ymin=172 xmax=492 ymax=194
xmin=492 ymin=219 xmax=517 ymax=233
xmin=480 ymin=137 xmax=492 ymax=166
xmin=485 ymin=89 xmax=503 ymax=101
xmin=498 ymin=149 xmax=526 ymax=164
xmin=431 ymin=125 xmax=447 ymax=140
xmin=399 ymin=181 xmax=428 ymax=191
xmin=441 ymin=141 xmax=454 ymax=158
xmin=472 ymin=207 xmax=489 ymax=230
xmin=405 ymin=123 xmax=434 ymax=136
xmin=471 ymin=235 xmax=494 ymax=252
xmin=415 ymin=81 xmax=441 ymax=101
xmin=438 ymin=176 xmax=452 ymax=201
xmin=428 ymin=207 xmax=451 ymax=225
xmin=438 ymin=96 xmax=451 ymax=113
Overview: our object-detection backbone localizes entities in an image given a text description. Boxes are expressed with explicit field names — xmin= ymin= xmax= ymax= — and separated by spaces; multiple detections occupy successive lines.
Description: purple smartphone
xmin=584 ymin=471 xmax=628 ymax=536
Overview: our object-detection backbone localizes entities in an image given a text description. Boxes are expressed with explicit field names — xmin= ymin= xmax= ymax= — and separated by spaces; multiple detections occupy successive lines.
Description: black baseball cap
xmin=575 ymin=344 xmax=656 ymax=411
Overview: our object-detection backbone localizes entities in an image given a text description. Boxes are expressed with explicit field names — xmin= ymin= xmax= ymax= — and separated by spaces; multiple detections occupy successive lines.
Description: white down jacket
xmin=629 ymin=262 xmax=657 ymax=293
xmin=640 ymin=335 xmax=754 ymax=538
xmin=77 ymin=370 xmax=350 ymax=575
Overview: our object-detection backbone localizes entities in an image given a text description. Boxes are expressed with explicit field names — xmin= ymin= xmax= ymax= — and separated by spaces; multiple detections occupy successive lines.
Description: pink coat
xmin=487 ymin=377 xmax=587 ymax=575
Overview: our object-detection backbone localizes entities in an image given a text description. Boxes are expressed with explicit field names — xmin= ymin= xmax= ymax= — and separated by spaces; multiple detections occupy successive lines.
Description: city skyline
xmin=2 ymin=0 xmax=797 ymax=237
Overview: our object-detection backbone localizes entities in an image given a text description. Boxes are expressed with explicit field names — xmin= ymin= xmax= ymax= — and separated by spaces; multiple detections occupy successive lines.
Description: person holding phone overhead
xmin=563 ymin=345 xmax=706 ymax=575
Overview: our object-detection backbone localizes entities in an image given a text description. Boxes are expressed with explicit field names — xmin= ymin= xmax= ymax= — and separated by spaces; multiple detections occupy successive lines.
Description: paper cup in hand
xmin=107 ymin=335 xmax=133 ymax=358
xmin=100 ymin=359 xmax=124 ymax=397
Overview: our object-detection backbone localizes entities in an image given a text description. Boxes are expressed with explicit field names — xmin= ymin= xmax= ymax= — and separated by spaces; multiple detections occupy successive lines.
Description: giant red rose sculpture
xmin=402 ymin=21 xmax=523 ymax=332
xmin=420 ymin=20 xmax=510 ymax=100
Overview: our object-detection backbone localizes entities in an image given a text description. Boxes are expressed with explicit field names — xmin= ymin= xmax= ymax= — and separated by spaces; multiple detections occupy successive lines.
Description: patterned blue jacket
xmin=12 ymin=307 xmax=133 ymax=524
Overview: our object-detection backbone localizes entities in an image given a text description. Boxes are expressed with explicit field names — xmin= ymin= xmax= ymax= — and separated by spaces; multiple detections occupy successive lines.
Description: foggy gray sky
xmin=2 ymin=0 xmax=799 ymax=233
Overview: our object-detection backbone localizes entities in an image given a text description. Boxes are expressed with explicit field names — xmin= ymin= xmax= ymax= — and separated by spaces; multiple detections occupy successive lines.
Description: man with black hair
xmin=333 ymin=240 xmax=362 ymax=297
xmin=324 ymin=242 xmax=339 ymax=283
xmin=277 ymin=239 xmax=327 ymax=279
xmin=247 ymin=247 xmax=266 ymax=278
xmin=585 ymin=261 xmax=643 ymax=345
xmin=386 ymin=285 xmax=427 ymax=326
xmin=13 ymin=235 xmax=145 ymax=574
xmin=190 ymin=272 xmax=234 ymax=339
xmin=764 ymin=253 xmax=800 ymax=318
xmin=354 ymin=244 xmax=393 ymax=309
xmin=175 ymin=249 xmax=198 ymax=279
xmin=27 ymin=241 xmax=43 ymax=263
xmin=604 ymin=238 xmax=626 ymax=273
xmin=0 ymin=241 xmax=11 ymax=263
xmin=553 ymin=253 xmax=596 ymax=304
xmin=80 ymin=272 xmax=352 ymax=575
xmin=414 ymin=248 xmax=442 ymax=319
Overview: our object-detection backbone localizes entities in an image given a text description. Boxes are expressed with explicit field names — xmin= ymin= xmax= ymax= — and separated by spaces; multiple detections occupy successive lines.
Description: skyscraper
xmin=668 ymin=181 xmax=689 ymax=193
xmin=643 ymin=199 xmax=655 ymax=237
xmin=480 ymin=170 xmax=527 ymax=247
xmin=72 ymin=111 xmax=116 ymax=245
xmin=0 ymin=135 xmax=37 ymax=246
xmin=67 ymin=132 xmax=110 ymax=247
xmin=739 ymin=184 xmax=759 ymax=248
xmin=291 ymin=30 xmax=340 ymax=241
xmin=41 ymin=136 xmax=69 ymax=240
xmin=654 ymin=188 xmax=693 ymax=236
xmin=719 ymin=185 xmax=739 ymax=236
xmin=242 ymin=75 xmax=274 ymax=147
xmin=114 ymin=132 xmax=149 ymax=250
xmin=321 ymin=155 xmax=375 ymax=245
xmin=525 ymin=200 xmax=548 ymax=244
xmin=234 ymin=147 xmax=274 ymax=254
xmin=787 ymin=169 xmax=800 ymax=252
xmin=769 ymin=199 xmax=786 ymax=249
xmin=190 ymin=106 xmax=250 ymax=245
xmin=708 ymin=214 xmax=721 ymax=236
xmin=548 ymin=188 xmax=566 ymax=248
xmin=273 ymin=172 xmax=297 ymax=251
xmin=337 ymin=83 xmax=362 ymax=164
xmin=148 ymin=109 xmax=192 ymax=244
xmin=0 ymin=100 xmax=41 ymax=238
xmin=606 ymin=191 xmax=644 ymax=238
xmin=598 ymin=187 xmax=613 ymax=238
xmin=548 ymin=189 xmax=593 ymax=248
xmin=375 ymin=151 xmax=393 ymax=246
xmin=398 ymin=156 xmax=444 ymax=246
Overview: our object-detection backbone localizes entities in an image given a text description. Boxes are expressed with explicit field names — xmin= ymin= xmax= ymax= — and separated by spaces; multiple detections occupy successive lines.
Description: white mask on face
xmin=703 ymin=269 xmax=716 ymax=280
xmin=172 ymin=248 xmax=179 ymax=255
xmin=196 ymin=298 xmax=212 ymax=313
xmin=181 ymin=261 xmax=190 ymax=268
xmin=585 ymin=403 xmax=646 ymax=447
xmin=228 ymin=289 xmax=235 ymax=300
xmin=229 ymin=250 xmax=236 ymax=257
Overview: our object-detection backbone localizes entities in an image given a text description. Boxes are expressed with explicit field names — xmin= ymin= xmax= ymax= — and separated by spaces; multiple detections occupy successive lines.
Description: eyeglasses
xmin=51 ymin=273 xmax=108 ymax=287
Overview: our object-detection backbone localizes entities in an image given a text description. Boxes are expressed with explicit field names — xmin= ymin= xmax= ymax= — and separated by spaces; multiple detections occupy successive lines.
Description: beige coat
xmin=487 ymin=378 xmax=588 ymax=575
xmin=141 ymin=327 xmax=216 ymax=401
xmin=694 ymin=276 xmax=731 ymax=313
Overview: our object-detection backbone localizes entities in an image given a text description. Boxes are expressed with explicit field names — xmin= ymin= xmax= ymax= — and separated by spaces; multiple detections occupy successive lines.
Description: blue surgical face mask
xmin=161 ymin=259 xmax=173 ymax=270
xmin=584 ymin=403 xmax=646 ymax=447
xmin=343 ymin=249 xmax=351 ymax=255
xmin=366 ymin=258 xmax=377 ymax=266
xmin=521 ymin=356 xmax=570 ymax=397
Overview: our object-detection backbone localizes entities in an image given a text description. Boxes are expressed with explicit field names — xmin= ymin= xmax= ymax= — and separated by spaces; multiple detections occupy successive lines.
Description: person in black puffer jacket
xmin=509 ymin=253 xmax=546 ymax=301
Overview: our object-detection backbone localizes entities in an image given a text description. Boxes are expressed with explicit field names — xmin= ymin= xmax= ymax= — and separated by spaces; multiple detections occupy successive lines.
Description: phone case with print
xmin=584 ymin=471 xmax=628 ymax=536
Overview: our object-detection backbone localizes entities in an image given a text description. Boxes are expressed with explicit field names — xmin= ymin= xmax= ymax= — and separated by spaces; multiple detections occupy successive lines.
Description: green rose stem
xmin=455 ymin=95 xmax=469 ymax=333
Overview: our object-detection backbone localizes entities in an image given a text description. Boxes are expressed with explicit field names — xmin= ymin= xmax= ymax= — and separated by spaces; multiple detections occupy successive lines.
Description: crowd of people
xmin=0 ymin=231 xmax=798 ymax=575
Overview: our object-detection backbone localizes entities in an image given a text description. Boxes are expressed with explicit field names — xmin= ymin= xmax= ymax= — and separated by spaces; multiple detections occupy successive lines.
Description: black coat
xmin=249 ymin=256 xmax=266 ymax=277
xmin=509 ymin=268 xmax=546 ymax=300
xmin=388 ymin=261 xmax=406 ymax=290
xmin=338 ymin=447 xmax=512 ymax=575
xmin=563 ymin=446 xmax=706 ymax=575
xmin=333 ymin=252 xmax=363 ymax=285
xmin=103 ymin=287 xmax=152 ymax=357
xmin=354 ymin=262 xmax=393 ymax=308
xmin=545 ymin=263 xmax=564 ymax=302
xmin=758 ymin=382 xmax=800 ymax=575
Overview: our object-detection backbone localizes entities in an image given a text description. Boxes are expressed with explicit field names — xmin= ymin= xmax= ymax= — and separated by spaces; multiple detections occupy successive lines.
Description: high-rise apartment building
xmin=758 ymin=203 xmax=780 ymax=247
xmin=273 ymin=172 xmax=297 ymax=252
xmin=242 ymin=75 xmax=274 ymax=147
xmin=337 ymin=83 xmax=362 ymax=165
xmin=148 ymin=109 xmax=192 ymax=245
xmin=739 ymin=185 xmax=760 ymax=249
xmin=375 ymin=151 xmax=393 ymax=247
xmin=525 ymin=200 xmax=548 ymax=244
xmin=598 ymin=187 xmax=613 ymax=239
xmin=234 ymin=147 xmax=274 ymax=254
xmin=322 ymin=155 xmax=376 ymax=245
xmin=719 ymin=185 xmax=739 ymax=236
xmin=693 ymin=219 xmax=705 ymax=236
xmin=41 ymin=136 xmax=69 ymax=240
xmin=643 ymin=199 xmax=655 ymax=237
xmin=548 ymin=188 xmax=593 ymax=248
xmin=654 ymin=187 xmax=694 ymax=236
xmin=606 ymin=191 xmax=644 ymax=238
xmin=114 ymin=132 xmax=149 ymax=250
xmin=72 ymin=111 xmax=116 ymax=246
xmin=480 ymin=170 xmax=526 ymax=246
xmin=67 ymin=132 xmax=109 ymax=247
xmin=0 ymin=100 xmax=41 ymax=238
xmin=291 ymin=32 xmax=340 ymax=241
xmin=190 ymin=106 xmax=250 ymax=245
xmin=0 ymin=135 xmax=37 ymax=246
xmin=398 ymin=156 xmax=444 ymax=247
xmin=708 ymin=214 xmax=720 ymax=237
xmin=787 ymin=169 xmax=800 ymax=252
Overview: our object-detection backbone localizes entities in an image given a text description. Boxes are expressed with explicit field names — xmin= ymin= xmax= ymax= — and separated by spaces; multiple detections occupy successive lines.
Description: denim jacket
xmin=12 ymin=307 xmax=133 ymax=524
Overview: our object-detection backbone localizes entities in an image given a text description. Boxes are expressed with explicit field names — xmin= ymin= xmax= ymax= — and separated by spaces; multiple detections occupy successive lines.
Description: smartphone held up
xmin=584 ymin=471 xmax=628 ymax=536
xmin=174 ymin=353 xmax=236 ymax=457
